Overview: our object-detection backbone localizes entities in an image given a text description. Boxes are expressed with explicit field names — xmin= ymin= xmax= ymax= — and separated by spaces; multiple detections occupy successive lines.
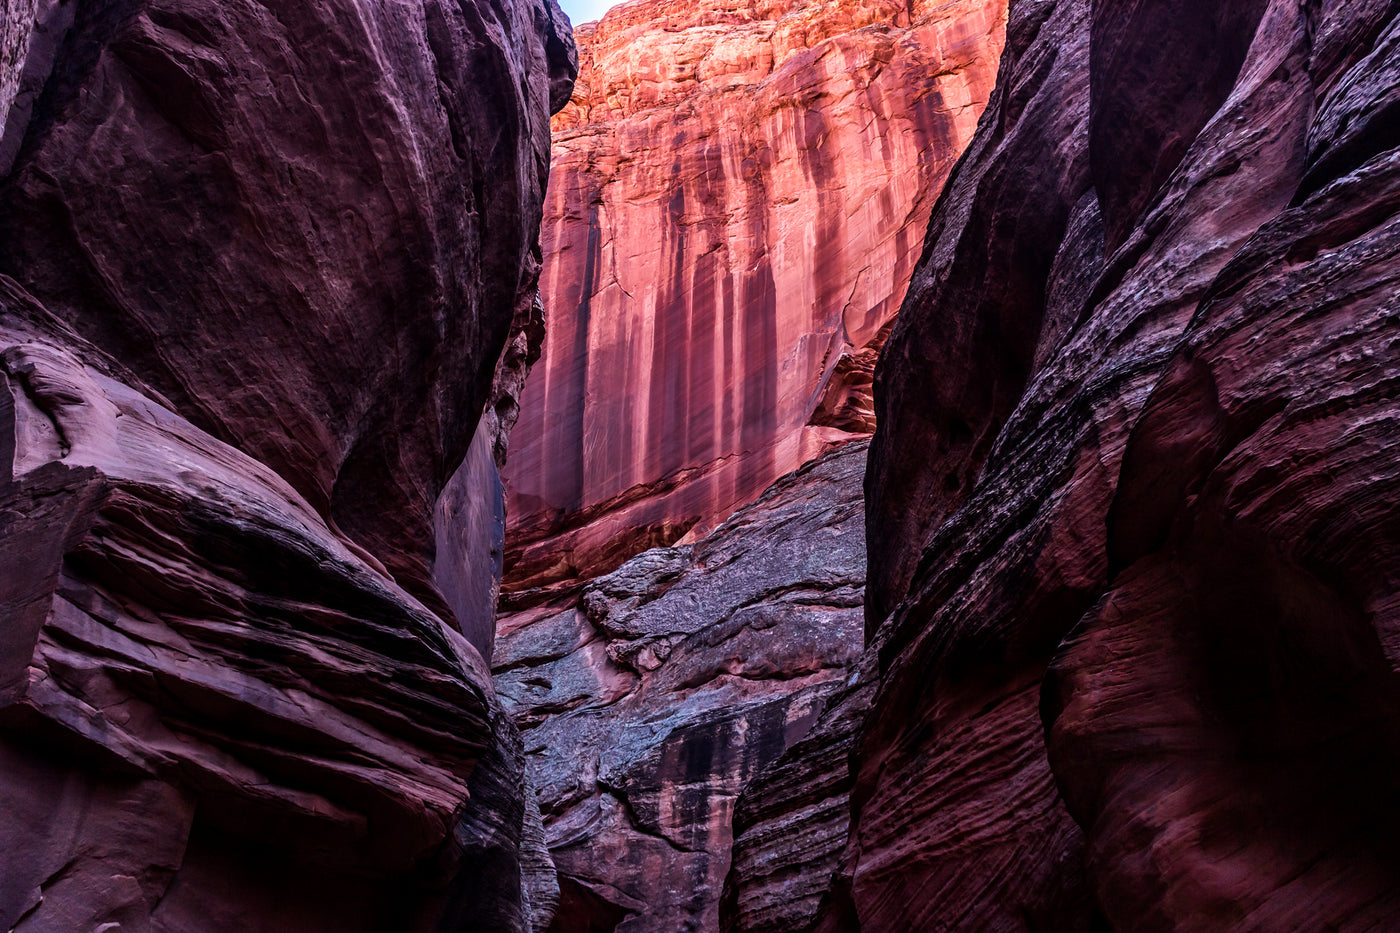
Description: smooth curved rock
xmin=502 ymin=0 xmax=1007 ymax=600
xmin=0 ymin=297 xmax=495 ymax=929
xmin=0 ymin=0 xmax=575 ymax=622
xmin=807 ymin=0 xmax=1400 ymax=929
xmin=0 ymin=0 xmax=575 ymax=927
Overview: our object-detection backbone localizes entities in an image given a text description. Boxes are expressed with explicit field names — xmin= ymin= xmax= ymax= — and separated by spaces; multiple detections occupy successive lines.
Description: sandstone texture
xmin=501 ymin=0 xmax=1007 ymax=598
xmin=1 ymin=0 xmax=574 ymax=636
xmin=720 ymin=654 xmax=874 ymax=933
xmin=494 ymin=441 xmax=868 ymax=932
xmin=725 ymin=0 xmax=1400 ymax=929
xmin=0 ymin=0 xmax=574 ymax=928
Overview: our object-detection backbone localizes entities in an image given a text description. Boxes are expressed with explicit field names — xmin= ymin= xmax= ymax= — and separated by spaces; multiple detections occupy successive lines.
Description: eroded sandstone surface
xmin=495 ymin=441 xmax=867 ymax=933
xmin=726 ymin=0 xmax=1400 ymax=929
xmin=501 ymin=0 xmax=1007 ymax=597
xmin=0 ymin=0 xmax=573 ymax=928
xmin=494 ymin=1 xmax=1010 ymax=926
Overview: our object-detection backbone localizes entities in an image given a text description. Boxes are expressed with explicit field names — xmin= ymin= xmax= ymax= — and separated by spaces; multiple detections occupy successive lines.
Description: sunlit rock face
xmin=0 ymin=0 xmax=573 ymax=928
xmin=501 ymin=0 xmax=1008 ymax=600
xmin=725 ymin=0 xmax=1400 ymax=929
xmin=494 ymin=441 xmax=868 ymax=933
xmin=494 ymin=2 xmax=1007 ymax=927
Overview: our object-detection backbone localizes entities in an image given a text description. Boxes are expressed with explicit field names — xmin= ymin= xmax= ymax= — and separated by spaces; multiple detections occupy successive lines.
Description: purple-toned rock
xmin=0 ymin=0 xmax=574 ymax=927
xmin=720 ymin=654 xmax=875 ymax=933
xmin=791 ymin=0 xmax=1400 ymax=929
xmin=0 ymin=0 xmax=574 ymax=624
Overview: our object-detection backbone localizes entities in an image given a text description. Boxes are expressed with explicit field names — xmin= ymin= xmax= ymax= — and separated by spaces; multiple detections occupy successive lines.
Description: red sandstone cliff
xmin=727 ymin=0 xmax=1400 ymax=929
xmin=492 ymin=1 xmax=1006 ymax=928
xmin=9 ymin=0 xmax=1392 ymax=927
xmin=501 ymin=0 xmax=1007 ymax=599
xmin=0 ymin=0 xmax=573 ymax=928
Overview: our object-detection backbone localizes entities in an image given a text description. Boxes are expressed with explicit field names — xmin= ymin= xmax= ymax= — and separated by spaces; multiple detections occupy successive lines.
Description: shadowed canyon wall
xmin=501 ymin=0 xmax=1008 ymax=599
xmin=9 ymin=0 xmax=1395 ymax=928
xmin=726 ymin=0 xmax=1400 ymax=929
xmin=0 ymin=0 xmax=574 ymax=928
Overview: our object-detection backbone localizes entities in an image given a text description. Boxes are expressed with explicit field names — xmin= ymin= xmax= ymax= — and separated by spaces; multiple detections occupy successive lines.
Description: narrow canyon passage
xmin=492 ymin=1 xmax=1007 ymax=929
xmin=4 ymin=0 xmax=1400 ymax=929
xmin=499 ymin=0 xmax=1400 ymax=931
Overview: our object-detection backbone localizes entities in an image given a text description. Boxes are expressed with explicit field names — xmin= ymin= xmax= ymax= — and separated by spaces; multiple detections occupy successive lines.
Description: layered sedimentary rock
xmin=725 ymin=0 xmax=1400 ymax=929
xmin=501 ymin=0 xmax=1007 ymax=597
xmin=0 ymin=0 xmax=573 ymax=928
xmin=494 ymin=441 xmax=868 ymax=932
xmin=720 ymin=656 xmax=874 ymax=933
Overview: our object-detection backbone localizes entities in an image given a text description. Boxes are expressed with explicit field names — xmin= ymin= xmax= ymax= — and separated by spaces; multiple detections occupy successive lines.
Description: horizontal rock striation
xmin=0 ymin=302 xmax=496 ymax=929
xmin=742 ymin=0 xmax=1400 ymax=929
xmin=0 ymin=0 xmax=574 ymax=632
xmin=0 ymin=0 xmax=573 ymax=928
xmin=501 ymin=0 xmax=1007 ymax=600
xmin=494 ymin=441 xmax=869 ymax=933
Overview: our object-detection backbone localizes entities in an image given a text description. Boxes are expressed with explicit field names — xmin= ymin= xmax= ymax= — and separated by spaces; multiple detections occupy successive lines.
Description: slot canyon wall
xmin=0 ymin=0 xmax=574 ymax=929
xmin=501 ymin=0 xmax=1008 ymax=597
xmin=727 ymin=0 xmax=1400 ymax=930
xmin=4 ymin=0 xmax=1396 ymax=930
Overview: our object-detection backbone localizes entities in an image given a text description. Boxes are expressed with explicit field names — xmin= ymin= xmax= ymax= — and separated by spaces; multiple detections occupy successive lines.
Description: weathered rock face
xmin=0 ymin=0 xmax=573 ymax=928
xmin=0 ymin=0 xmax=574 ymax=627
xmin=726 ymin=0 xmax=1400 ymax=929
xmin=501 ymin=0 xmax=1007 ymax=598
xmin=494 ymin=441 xmax=868 ymax=932
xmin=720 ymin=653 xmax=875 ymax=933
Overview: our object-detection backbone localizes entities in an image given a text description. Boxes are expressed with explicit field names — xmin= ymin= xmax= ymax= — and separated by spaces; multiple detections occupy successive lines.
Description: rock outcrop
xmin=0 ymin=0 xmax=573 ymax=928
xmin=494 ymin=441 xmax=868 ymax=932
xmin=494 ymin=1 xmax=1008 ymax=926
xmin=725 ymin=0 xmax=1400 ymax=929
xmin=720 ymin=655 xmax=874 ymax=933
xmin=501 ymin=0 xmax=1007 ymax=598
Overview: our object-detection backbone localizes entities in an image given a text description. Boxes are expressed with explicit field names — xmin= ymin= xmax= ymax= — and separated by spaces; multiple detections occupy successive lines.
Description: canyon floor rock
xmin=495 ymin=441 xmax=868 ymax=933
